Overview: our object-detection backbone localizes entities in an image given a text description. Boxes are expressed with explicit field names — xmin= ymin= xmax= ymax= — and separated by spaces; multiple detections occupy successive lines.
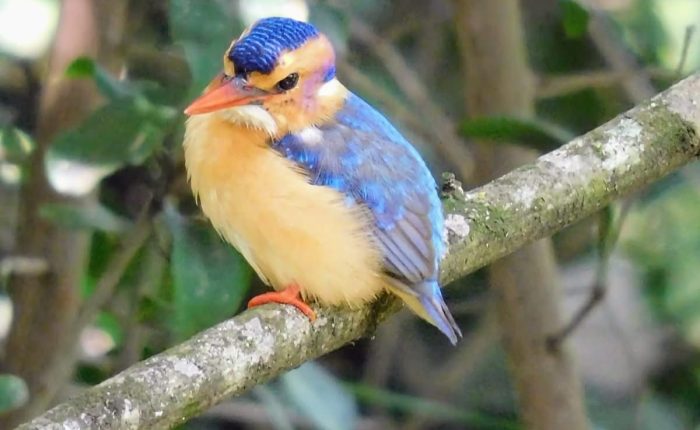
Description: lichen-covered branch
xmin=18 ymin=74 xmax=700 ymax=430
xmin=455 ymin=1 xmax=588 ymax=428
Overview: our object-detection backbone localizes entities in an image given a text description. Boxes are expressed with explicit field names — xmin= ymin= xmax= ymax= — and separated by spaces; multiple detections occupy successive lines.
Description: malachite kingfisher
xmin=183 ymin=17 xmax=462 ymax=344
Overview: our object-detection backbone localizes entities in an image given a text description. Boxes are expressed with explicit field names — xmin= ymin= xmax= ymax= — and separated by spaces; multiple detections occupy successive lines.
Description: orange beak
xmin=184 ymin=73 xmax=270 ymax=115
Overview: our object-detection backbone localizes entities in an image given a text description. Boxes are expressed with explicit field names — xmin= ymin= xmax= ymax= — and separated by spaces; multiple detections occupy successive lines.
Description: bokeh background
xmin=1 ymin=0 xmax=700 ymax=428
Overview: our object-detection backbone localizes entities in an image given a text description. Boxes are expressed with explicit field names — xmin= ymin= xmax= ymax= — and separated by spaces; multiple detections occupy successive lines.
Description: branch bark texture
xmin=453 ymin=1 xmax=588 ymax=428
xmin=17 ymin=73 xmax=700 ymax=430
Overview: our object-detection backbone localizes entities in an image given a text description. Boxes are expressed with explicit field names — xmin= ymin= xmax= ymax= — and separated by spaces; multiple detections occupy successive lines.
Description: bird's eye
xmin=276 ymin=73 xmax=299 ymax=92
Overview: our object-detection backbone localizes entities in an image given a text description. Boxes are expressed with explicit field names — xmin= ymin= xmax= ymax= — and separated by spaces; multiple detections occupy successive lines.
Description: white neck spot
xmin=317 ymin=78 xmax=344 ymax=99
xmin=297 ymin=126 xmax=323 ymax=145
xmin=218 ymin=105 xmax=278 ymax=136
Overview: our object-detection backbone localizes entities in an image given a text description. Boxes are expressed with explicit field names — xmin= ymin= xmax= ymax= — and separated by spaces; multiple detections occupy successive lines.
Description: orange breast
xmin=183 ymin=114 xmax=385 ymax=306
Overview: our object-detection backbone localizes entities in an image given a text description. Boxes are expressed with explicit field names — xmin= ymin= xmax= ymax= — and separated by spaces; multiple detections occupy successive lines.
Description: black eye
xmin=276 ymin=73 xmax=299 ymax=91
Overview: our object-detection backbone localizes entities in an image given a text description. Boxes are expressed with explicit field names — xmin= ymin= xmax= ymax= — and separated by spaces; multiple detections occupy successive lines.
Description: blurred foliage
xmin=459 ymin=116 xmax=575 ymax=152
xmin=278 ymin=363 xmax=358 ymax=430
xmin=626 ymin=176 xmax=700 ymax=343
xmin=0 ymin=0 xmax=700 ymax=428
xmin=165 ymin=204 xmax=252 ymax=340
xmin=0 ymin=375 xmax=28 ymax=416
xmin=561 ymin=0 xmax=591 ymax=39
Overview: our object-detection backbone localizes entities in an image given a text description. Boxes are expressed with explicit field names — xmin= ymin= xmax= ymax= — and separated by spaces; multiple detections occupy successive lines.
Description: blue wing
xmin=273 ymin=93 xmax=461 ymax=343
xmin=272 ymin=93 xmax=444 ymax=286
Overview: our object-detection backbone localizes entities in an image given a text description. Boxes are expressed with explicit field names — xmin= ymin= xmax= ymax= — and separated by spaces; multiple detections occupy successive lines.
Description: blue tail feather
xmin=386 ymin=278 xmax=462 ymax=345
xmin=417 ymin=282 xmax=462 ymax=345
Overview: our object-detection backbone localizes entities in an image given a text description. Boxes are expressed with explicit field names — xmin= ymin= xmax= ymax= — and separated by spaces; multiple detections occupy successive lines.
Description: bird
xmin=183 ymin=16 xmax=462 ymax=344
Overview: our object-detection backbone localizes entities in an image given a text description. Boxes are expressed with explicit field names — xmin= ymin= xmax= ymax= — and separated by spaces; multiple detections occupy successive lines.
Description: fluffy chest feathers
xmin=184 ymin=93 xmax=445 ymax=309
xmin=183 ymin=113 xmax=384 ymax=305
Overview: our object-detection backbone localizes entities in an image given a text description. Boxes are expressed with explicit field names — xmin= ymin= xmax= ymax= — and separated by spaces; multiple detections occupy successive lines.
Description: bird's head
xmin=184 ymin=17 xmax=343 ymax=136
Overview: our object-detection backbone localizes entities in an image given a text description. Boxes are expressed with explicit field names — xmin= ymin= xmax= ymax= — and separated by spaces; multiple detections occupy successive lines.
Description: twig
xmin=676 ymin=25 xmax=696 ymax=77
xmin=73 ymin=210 xmax=152 ymax=332
xmin=0 ymin=256 xmax=49 ymax=277
xmin=115 ymin=238 xmax=166 ymax=371
xmin=536 ymin=68 xmax=674 ymax=99
xmin=17 ymin=73 xmax=700 ymax=430
xmin=589 ymin=11 xmax=656 ymax=102
xmin=548 ymin=201 xmax=633 ymax=349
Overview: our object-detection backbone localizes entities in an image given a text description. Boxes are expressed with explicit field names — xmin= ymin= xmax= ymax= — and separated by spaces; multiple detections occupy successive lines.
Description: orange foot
xmin=247 ymin=284 xmax=316 ymax=321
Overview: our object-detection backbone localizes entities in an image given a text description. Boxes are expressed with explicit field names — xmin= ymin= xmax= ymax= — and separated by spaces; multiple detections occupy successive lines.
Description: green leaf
xmin=136 ymin=295 xmax=166 ymax=324
xmin=164 ymin=205 xmax=252 ymax=339
xmin=279 ymin=363 xmax=358 ymax=430
xmin=66 ymin=56 xmax=133 ymax=100
xmin=40 ymin=202 xmax=131 ymax=232
xmin=46 ymin=98 xmax=175 ymax=195
xmin=0 ymin=126 xmax=34 ymax=163
xmin=560 ymin=0 xmax=589 ymax=39
xmin=96 ymin=312 xmax=124 ymax=347
xmin=65 ymin=56 xmax=96 ymax=77
xmin=459 ymin=116 xmax=575 ymax=151
xmin=0 ymin=375 xmax=28 ymax=415
xmin=169 ymin=0 xmax=242 ymax=95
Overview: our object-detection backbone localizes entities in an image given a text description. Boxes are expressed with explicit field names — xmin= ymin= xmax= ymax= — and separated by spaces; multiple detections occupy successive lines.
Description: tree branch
xmin=454 ymin=1 xmax=587 ymax=427
xmin=17 ymin=74 xmax=700 ymax=430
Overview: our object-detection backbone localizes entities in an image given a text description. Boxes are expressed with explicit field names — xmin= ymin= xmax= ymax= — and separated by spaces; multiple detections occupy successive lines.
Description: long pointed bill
xmin=184 ymin=74 xmax=269 ymax=115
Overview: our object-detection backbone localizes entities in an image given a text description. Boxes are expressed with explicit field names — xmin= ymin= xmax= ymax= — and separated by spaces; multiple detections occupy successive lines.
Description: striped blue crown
xmin=229 ymin=17 xmax=319 ymax=75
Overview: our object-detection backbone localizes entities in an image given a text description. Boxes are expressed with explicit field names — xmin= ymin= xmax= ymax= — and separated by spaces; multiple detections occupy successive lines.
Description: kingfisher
xmin=183 ymin=17 xmax=461 ymax=344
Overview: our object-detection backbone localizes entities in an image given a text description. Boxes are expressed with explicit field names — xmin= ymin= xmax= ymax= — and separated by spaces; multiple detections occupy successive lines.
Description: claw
xmin=247 ymin=284 xmax=316 ymax=320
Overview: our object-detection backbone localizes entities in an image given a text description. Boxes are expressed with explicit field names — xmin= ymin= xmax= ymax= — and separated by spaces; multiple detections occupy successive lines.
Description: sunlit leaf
xmin=0 ymin=374 xmax=28 ymax=415
xmin=46 ymin=98 xmax=175 ymax=196
xmin=40 ymin=202 xmax=131 ymax=232
xmin=459 ymin=116 xmax=574 ymax=151
xmin=0 ymin=126 xmax=34 ymax=163
xmin=66 ymin=56 xmax=133 ymax=101
xmin=65 ymin=56 xmax=95 ymax=77
xmin=560 ymin=0 xmax=589 ymax=39
xmin=170 ymin=0 xmax=242 ymax=95
xmin=164 ymin=205 xmax=252 ymax=339
xmin=280 ymin=363 xmax=358 ymax=430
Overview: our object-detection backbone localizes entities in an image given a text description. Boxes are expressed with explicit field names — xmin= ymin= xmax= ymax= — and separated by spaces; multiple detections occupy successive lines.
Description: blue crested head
xmin=229 ymin=17 xmax=320 ymax=76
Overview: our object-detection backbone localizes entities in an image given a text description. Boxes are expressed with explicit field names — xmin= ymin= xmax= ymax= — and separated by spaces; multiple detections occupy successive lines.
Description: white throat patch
xmin=218 ymin=105 xmax=278 ymax=136
xmin=317 ymin=78 xmax=344 ymax=98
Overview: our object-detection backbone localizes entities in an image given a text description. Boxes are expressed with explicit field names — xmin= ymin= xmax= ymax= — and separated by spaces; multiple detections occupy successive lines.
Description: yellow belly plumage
xmin=184 ymin=114 xmax=385 ymax=306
